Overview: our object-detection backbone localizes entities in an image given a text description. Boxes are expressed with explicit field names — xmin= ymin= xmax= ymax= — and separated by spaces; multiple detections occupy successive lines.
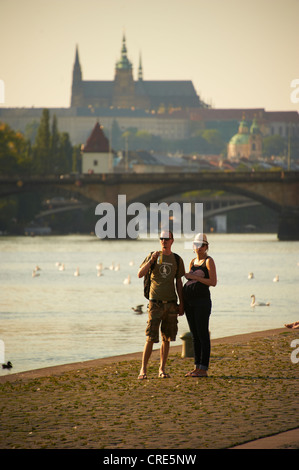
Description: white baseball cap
xmin=193 ymin=233 xmax=208 ymax=245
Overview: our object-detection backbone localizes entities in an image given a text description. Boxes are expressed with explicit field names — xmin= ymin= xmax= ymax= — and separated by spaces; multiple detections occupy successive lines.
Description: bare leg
xmin=159 ymin=340 xmax=170 ymax=376
xmin=139 ymin=341 xmax=153 ymax=377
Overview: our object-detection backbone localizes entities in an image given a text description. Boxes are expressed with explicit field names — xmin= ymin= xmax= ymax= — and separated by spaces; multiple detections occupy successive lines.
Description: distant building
xmin=71 ymin=35 xmax=205 ymax=111
xmin=227 ymin=115 xmax=263 ymax=160
xmin=81 ymin=122 xmax=113 ymax=174
xmin=0 ymin=35 xmax=298 ymax=148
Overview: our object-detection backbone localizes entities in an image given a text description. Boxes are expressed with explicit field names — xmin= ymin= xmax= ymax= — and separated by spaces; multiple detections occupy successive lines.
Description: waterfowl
xmin=250 ymin=295 xmax=270 ymax=307
xmin=132 ymin=304 xmax=144 ymax=314
xmin=123 ymin=275 xmax=131 ymax=285
xmin=2 ymin=361 xmax=12 ymax=369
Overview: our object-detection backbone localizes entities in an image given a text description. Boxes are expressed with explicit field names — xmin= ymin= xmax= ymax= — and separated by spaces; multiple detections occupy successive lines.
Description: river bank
xmin=1 ymin=234 xmax=299 ymax=375
xmin=0 ymin=328 xmax=298 ymax=449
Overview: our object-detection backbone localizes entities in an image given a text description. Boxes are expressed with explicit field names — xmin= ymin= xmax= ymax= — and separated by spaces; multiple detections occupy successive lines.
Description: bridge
xmin=1 ymin=171 xmax=299 ymax=240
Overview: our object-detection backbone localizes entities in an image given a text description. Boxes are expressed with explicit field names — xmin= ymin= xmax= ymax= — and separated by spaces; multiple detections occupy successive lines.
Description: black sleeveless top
xmin=183 ymin=257 xmax=210 ymax=300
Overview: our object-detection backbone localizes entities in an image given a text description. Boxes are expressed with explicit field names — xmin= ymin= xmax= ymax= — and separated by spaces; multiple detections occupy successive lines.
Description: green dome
xmin=229 ymin=133 xmax=250 ymax=145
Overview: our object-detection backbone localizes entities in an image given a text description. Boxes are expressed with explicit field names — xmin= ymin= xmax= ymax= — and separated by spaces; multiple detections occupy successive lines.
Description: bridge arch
xmin=1 ymin=171 xmax=299 ymax=239
xmin=125 ymin=181 xmax=281 ymax=213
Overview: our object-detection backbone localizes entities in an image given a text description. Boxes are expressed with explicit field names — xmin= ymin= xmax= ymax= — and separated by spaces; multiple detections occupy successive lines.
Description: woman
xmin=183 ymin=233 xmax=217 ymax=377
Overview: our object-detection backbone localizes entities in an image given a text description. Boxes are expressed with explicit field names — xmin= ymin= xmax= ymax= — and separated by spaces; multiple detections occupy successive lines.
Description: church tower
xmin=249 ymin=116 xmax=263 ymax=159
xmin=113 ymin=35 xmax=135 ymax=108
xmin=138 ymin=53 xmax=143 ymax=81
xmin=71 ymin=46 xmax=83 ymax=107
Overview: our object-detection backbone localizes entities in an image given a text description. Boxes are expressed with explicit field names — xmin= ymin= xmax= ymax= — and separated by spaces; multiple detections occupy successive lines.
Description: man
xmin=137 ymin=230 xmax=185 ymax=379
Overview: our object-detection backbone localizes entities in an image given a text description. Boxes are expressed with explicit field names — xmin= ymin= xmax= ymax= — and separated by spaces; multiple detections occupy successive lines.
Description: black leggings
xmin=184 ymin=297 xmax=211 ymax=370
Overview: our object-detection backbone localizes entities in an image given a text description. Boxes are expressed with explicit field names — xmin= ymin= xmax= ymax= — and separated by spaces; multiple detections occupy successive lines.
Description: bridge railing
xmin=1 ymin=170 xmax=299 ymax=185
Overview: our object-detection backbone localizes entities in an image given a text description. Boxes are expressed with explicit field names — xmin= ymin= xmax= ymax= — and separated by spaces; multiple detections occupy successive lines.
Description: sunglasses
xmin=193 ymin=242 xmax=208 ymax=247
xmin=160 ymin=237 xmax=171 ymax=241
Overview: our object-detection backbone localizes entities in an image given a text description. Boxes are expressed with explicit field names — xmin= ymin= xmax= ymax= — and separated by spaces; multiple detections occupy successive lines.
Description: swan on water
xmin=123 ymin=275 xmax=131 ymax=285
xmin=250 ymin=294 xmax=270 ymax=307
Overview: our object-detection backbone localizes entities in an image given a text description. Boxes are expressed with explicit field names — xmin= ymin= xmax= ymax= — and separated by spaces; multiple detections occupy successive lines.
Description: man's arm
xmin=137 ymin=251 xmax=159 ymax=278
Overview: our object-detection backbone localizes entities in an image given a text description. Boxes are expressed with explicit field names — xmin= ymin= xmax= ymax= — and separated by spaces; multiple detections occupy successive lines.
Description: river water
xmin=0 ymin=233 xmax=298 ymax=375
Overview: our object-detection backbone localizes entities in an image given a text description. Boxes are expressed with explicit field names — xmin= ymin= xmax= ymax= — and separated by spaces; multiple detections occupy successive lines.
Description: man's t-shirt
xmin=141 ymin=253 xmax=185 ymax=302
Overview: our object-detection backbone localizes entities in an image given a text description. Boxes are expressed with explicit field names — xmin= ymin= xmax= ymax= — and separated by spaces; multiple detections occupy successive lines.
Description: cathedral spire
xmin=138 ymin=53 xmax=143 ymax=81
xmin=71 ymin=45 xmax=83 ymax=107
xmin=115 ymin=34 xmax=132 ymax=70
xmin=73 ymin=45 xmax=82 ymax=82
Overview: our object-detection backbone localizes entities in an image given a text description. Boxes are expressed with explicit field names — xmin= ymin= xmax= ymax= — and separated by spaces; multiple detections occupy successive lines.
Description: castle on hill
xmin=0 ymin=35 xmax=298 ymax=147
xmin=70 ymin=34 xmax=206 ymax=111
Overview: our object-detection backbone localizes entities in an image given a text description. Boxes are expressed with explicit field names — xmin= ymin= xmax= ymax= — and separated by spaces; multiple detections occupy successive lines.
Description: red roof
xmin=189 ymin=108 xmax=265 ymax=121
xmin=83 ymin=122 xmax=109 ymax=152
xmin=264 ymin=111 xmax=299 ymax=123
xmin=188 ymin=108 xmax=299 ymax=124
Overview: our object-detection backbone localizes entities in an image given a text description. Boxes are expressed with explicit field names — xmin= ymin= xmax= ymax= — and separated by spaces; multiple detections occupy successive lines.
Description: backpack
xmin=143 ymin=252 xmax=180 ymax=299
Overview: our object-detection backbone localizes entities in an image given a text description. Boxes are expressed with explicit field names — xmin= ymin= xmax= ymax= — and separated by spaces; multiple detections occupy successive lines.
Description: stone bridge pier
xmin=278 ymin=207 xmax=299 ymax=240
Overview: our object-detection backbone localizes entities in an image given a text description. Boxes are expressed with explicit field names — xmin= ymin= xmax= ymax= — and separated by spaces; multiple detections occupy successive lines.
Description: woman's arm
xmin=185 ymin=258 xmax=217 ymax=287
xmin=175 ymin=277 xmax=184 ymax=316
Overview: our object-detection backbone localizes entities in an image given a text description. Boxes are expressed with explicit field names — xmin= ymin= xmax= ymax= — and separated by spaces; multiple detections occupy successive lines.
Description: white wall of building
xmin=82 ymin=152 xmax=112 ymax=174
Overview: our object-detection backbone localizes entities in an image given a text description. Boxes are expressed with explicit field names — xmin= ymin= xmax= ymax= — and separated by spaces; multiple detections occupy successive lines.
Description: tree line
xmin=0 ymin=109 xmax=81 ymax=176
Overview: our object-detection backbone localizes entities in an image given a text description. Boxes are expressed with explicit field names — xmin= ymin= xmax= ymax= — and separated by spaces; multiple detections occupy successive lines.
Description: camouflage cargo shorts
xmin=145 ymin=300 xmax=179 ymax=343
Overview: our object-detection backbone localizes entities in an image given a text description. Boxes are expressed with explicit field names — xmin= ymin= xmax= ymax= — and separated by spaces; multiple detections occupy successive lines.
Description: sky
xmin=1 ymin=0 xmax=299 ymax=111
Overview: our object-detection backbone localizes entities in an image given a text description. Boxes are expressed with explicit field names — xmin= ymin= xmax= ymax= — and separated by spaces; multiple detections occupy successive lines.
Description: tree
xmin=50 ymin=114 xmax=60 ymax=173
xmin=58 ymin=132 xmax=73 ymax=173
xmin=111 ymin=119 xmax=122 ymax=150
xmin=0 ymin=122 xmax=32 ymax=175
xmin=33 ymin=109 xmax=51 ymax=174
xmin=24 ymin=120 xmax=39 ymax=144
xmin=262 ymin=135 xmax=286 ymax=157
xmin=201 ymin=129 xmax=226 ymax=154
xmin=72 ymin=144 xmax=82 ymax=172
xmin=31 ymin=110 xmax=75 ymax=174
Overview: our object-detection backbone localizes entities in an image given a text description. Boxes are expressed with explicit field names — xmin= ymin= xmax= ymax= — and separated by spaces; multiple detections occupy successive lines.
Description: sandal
xmin=184 ymin=370 xmax=196 ymax=377
xmin=158 ymin=372 xmax=170 ymax=378
xmin=190 ymin=370 xmax=208 ymax=377
xmin=138 ymin=374 xmax=147 ymax=380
